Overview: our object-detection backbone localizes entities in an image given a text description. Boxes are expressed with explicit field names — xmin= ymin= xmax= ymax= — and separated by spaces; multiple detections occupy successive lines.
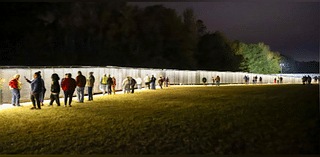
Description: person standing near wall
xmin=259 ymin=77 xmax=262 ymax=84
xmin=86 ymin=72 xmax=95 ymax=101
xmin=136 ymin=77 xmax=142 ymax=89
xmin=111 ymin=76 xmax=116 ymax=95
xmin=130 ymin=77 xmax=136 ymax=93
xmin=39 ymin=72 xmax=46 ymax=106
xmin=150 ymin=75 xmax=156 ymax=89
xmin=280 ymin=77 xmax=283 ymax=83
xmin=158 ymin=76 xmax=164 ymax=89
xmin=274 ymin=78 xmax=277 ymax=84
xmin=243 ymin=75 xmax=247 ymax=84
xmin=122 ymin=77 xmax=131 ymax=93
xmin=106 ymin=74 xmax=113 ymax=95
xmin=9 ymin=74 xmax=22 ymax=107
xmin=61 ymin=73 xmax=76 ymax=107
xmin=25 ymin=71 xmax=43 ymax=110
xmin=212 ymin=76 xmax=215 ymax=86
xmin=100 ymin=74 xmax=108 ymax=95
xmin=144 ymin=74 xmax=150 ymax=89
xmin=75 ymin=71 xmax=86 ymax=103
xmin=48 ymin=73 xmax=60 ymax=106
xmin=165 ymin=77 xmax=169 ymax=87
xmin=215 ymin=76 xmax=220 ymax=86
xmin=307 ymin=75 xmax=312 ymax=85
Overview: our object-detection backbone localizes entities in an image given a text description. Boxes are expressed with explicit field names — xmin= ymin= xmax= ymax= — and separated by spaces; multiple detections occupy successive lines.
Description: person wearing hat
xmin=86 ymin=72 xmax=95 ymax=101
xmin=61 ymin=73 xmax=76 ymax=107
xmin=100 ymin=74 xmax=108 ymax=95
xmin=9 ymin=74 xmax=22 ymax=107
xmin=75 ymin=71 xmax=86 ymax=103
xmin=25 ymin=71 xmax=44 ymax=109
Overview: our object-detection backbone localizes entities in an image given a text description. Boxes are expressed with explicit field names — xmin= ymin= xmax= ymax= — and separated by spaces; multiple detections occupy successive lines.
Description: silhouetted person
xmin=106 ymin=74 xmax=113 ymax=95
xmin=280 ymin=77 xmax=283 ymax=83
xmin=302 ymin=75 xmax=307 ymax=85
xmin=49 ymin=73 xmax=60 ymax=106
xmin=150 ymin=75 xmax=156 ymax=89
xmin=307 ymin=75 xmax=312 ymax=85
xmin=259 ymin=77 xmax=262 ymax=84
xmin=130 ymin=77 xmax=136 ymax=93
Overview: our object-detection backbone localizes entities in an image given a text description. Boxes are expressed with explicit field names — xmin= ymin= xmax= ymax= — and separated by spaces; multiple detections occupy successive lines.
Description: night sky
xmin=128 ymin=2 xmax=319 ymax=62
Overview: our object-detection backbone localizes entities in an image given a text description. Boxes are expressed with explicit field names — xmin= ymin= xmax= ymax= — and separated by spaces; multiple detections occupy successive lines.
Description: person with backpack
xmin=75 ymin=71 xmax=86 ymax=103
xmin=25 ymin=71 xmax=43 ymax=109
xmin=9 ymin=74 xmax=22 ymax=107
xmin=130 ymin=77 xmax=136 ymax=93
xmin=86 ymin=72 xmax=95 ymax=101
xmin=48 ymin=73 xmax=60 ymax=106
xmin=61 ymin=73 xmax=76 ymax=107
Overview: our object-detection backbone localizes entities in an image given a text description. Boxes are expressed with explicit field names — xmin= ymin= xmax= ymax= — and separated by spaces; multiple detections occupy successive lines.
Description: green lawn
xmin=0 ymin=84 xmax=319 ymax=155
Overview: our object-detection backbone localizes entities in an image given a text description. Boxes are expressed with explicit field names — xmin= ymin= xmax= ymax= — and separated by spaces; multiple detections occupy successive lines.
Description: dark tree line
xmin=1 ymin=2 xmax=318 ymax=73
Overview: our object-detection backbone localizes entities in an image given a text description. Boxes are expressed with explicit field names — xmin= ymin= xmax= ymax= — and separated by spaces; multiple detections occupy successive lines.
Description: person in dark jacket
xmin=150 ymin=75 xmax=156 ymax=90
xmin=75 ymin=71 xmax=86 ymax=103
xmin=106 ymin=74 xmax=113 ymax=95
xmin=61 ymin=73 xmax=76 ymax=107
xmin=39 ymin=74 xmax=46 ymax=106
xmin=25 ymin=71 xmax=43 ymax=109
xmin=130 ymin=77 xmax=136 ymax=93
xmin=49 ymin=73 xmax=60 ymax=106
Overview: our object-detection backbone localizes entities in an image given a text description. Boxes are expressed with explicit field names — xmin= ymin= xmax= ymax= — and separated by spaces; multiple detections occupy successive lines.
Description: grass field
xmin=0 ymin=84 xmax=319 ymax=155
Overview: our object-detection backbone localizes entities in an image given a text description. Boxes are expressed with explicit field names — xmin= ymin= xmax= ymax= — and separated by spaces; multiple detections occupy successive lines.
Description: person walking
xmin=75 ymin=71 xmax=86 ymax=103
xmin=130 ymin=77 xmax=136 ymax=93
xmin=48 ymin=73 xmax=60 ymax=106
xmin=165 ymin=77 xmax=169 ymax=87
xmin=111 ymin=76 xmax=116 ymax=95
xmin=106 ymin=74 xmax=113 ymax=95
xmin=215 ymin=75 xmax=220 ymax=86
xmin=61 ymin=73 xmax=76 ymax=107
xmin=122 ymin=77 xmax=131 ymax=93
xmin=144 ymin=74 xmax=150 ymax=89
xmin=150 ymin=75 xmax=156 ymax=89
xmin=25 ymin=71 xmax=43 ymax=109
xmin=100 ymin=74 xmax=108 ymax=95
xmin=158 ymin=76 xmax=164 ymax=89
xmin=86 ymin=72 xmax=95 ymax=101
xmin=9 ymin=74 xmax=22 ymax=107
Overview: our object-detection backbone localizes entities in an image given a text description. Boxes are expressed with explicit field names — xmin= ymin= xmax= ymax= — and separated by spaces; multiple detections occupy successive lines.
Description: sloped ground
xmin=0 ymin=84 xmax=318 ymax=154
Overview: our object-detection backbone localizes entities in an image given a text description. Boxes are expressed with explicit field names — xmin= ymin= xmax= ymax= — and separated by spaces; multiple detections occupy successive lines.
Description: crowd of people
xmin=8 ymin=71 xmax=170 ymax=109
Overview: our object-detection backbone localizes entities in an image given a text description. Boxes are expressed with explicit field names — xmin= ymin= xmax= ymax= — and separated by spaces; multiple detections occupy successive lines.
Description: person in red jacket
xmin=61 ymin=73 xmax=76 ymax=107
xmin=75 ymin=71 xmax=86 ymax=103
xmin=9 ymin=74 xmax=22 ymax=107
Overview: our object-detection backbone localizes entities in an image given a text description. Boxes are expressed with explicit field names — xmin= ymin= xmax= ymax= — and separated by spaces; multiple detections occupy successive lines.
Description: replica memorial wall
xmin=0 ymin=66 xmax=301 ymax=104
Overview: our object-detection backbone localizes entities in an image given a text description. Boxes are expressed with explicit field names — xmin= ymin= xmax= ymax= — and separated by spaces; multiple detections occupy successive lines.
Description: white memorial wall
xmin=0 ymin=66 xmax=301 ymax=104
